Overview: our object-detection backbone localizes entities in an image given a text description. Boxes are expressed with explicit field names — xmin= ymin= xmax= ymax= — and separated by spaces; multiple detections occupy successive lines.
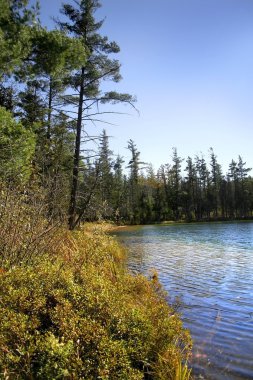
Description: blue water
xmin=113 ymin=222 xmax=253 ymax=380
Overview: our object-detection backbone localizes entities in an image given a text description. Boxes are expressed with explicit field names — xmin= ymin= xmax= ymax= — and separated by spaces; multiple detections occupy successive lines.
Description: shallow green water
xmin=114 ymin=222 xmax=253 ymax=380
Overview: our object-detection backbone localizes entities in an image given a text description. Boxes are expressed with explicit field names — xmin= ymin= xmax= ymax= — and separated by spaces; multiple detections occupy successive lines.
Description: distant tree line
xmin=0 ymin=0 xmax=252 ymax=228
xmin=75 ymin=138 xmax=253 ymax=224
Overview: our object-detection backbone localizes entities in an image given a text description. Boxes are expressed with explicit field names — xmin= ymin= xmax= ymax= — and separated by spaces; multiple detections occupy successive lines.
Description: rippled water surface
xmin=113 ymin=222 xmax=253 ymax=379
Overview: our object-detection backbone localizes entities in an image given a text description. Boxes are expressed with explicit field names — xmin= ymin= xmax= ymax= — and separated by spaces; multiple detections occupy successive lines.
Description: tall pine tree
xmin=59 ymin=0 xmax=135 ymax=229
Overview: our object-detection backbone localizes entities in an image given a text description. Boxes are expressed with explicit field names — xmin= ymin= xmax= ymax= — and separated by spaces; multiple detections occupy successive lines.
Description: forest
xmin=1 ymin=0 xmax=253 ymax=230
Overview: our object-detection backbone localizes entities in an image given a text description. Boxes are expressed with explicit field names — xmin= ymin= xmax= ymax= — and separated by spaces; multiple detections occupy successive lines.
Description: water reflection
xmin=114 ymin=222 xmax=253 ymax=380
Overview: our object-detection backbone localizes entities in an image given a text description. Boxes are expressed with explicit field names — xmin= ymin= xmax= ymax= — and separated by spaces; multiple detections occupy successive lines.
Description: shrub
xmin=0 ymin=227 xmax=192 ymax=379
xmin=0 ymin=184 xmax=64 ymax=268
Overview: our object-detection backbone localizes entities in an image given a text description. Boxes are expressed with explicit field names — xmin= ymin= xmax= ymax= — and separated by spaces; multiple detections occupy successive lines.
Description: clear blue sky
xmin=36 ymin=0 xmax=253 ymax=174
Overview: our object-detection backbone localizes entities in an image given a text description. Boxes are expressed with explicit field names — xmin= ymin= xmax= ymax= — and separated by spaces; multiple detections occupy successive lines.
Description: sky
xmin=35 ymin=0 xmax=253 ymax=174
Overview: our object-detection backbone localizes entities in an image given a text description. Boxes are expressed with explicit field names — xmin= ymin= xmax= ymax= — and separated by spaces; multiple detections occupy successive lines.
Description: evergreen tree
xmin=228 ymin=159 xmax=238 ymax=217
xmin=195 ymin=155 xmax=209 ymax=219
xmin=209 ymin=148 xmax=222 ymax=217
xmin=169 ymin=148 xmax=183 ymax=220
xmin=0 ymin=84 xmax=14 ymax=110
xmin=127 ymin=139 xmax=143 ymax=223
xmin=137 ymin=165 xmax=156 ymax=223
xmin=184 ymin=156 xmax=197 ymax=220
xmin=15 ymin=23 xmax=87 ymax=219
xmin=28 ymin=27 xmax=86 ymax=141
xmin=112 ymin=154 xmax=125 ymax=222
xmin=58 ymin=0 xmax=135 ymax=229
xmin=156 ymin=166 xmax=169 ymax=221
xmin=0 ymin=0 xmax=37 ymax=76
xmin=17 ymin=80 xmax=46 ymax=128
xmin=159 ymin=164 xmax=173 ymax=219
xmin=98 ymin=129 xmax=113 ymax=207
xmin=237 ymin=155 xmax=251 ymax=217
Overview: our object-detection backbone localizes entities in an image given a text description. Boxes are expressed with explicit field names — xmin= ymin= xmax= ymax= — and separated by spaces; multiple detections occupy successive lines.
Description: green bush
xmin=0 ymin=227 xmax=192 ymax=379
xmin=0 ymin=107 xmax=35 ymax=183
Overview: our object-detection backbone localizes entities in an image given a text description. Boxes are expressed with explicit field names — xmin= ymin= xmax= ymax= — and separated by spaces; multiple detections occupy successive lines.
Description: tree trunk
xmin=47 ymin=76 xmax=53 ymax=141
xmin=68 ymin=67 xmax=85 ymax=230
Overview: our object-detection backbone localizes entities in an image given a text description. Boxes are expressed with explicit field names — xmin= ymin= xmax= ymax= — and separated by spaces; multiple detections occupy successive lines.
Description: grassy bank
xmin=0 ymin=223 xmax=192 ymax=379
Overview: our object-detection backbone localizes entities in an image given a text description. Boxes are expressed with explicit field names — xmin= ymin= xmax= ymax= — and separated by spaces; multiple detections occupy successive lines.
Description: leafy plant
xmin=0 ymin=225 xmax=192 ymax=379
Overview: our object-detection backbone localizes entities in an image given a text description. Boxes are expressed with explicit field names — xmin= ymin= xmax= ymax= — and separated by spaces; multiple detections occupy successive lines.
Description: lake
xmin=113 ymin=222 xmax=253 ymax=380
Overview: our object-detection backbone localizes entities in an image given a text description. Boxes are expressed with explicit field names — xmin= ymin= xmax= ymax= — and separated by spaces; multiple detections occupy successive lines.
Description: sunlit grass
xmin=0 ymin=215 xmax=192 ymax=378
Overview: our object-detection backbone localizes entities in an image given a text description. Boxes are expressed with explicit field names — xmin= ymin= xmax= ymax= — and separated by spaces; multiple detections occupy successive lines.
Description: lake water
xmin=113 ymin=222 xmax=253 ymax=380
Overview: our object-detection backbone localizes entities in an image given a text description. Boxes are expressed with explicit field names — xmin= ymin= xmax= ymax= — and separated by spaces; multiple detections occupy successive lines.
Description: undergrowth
xmin=0 ymin=213 xmax=192 ymax=378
